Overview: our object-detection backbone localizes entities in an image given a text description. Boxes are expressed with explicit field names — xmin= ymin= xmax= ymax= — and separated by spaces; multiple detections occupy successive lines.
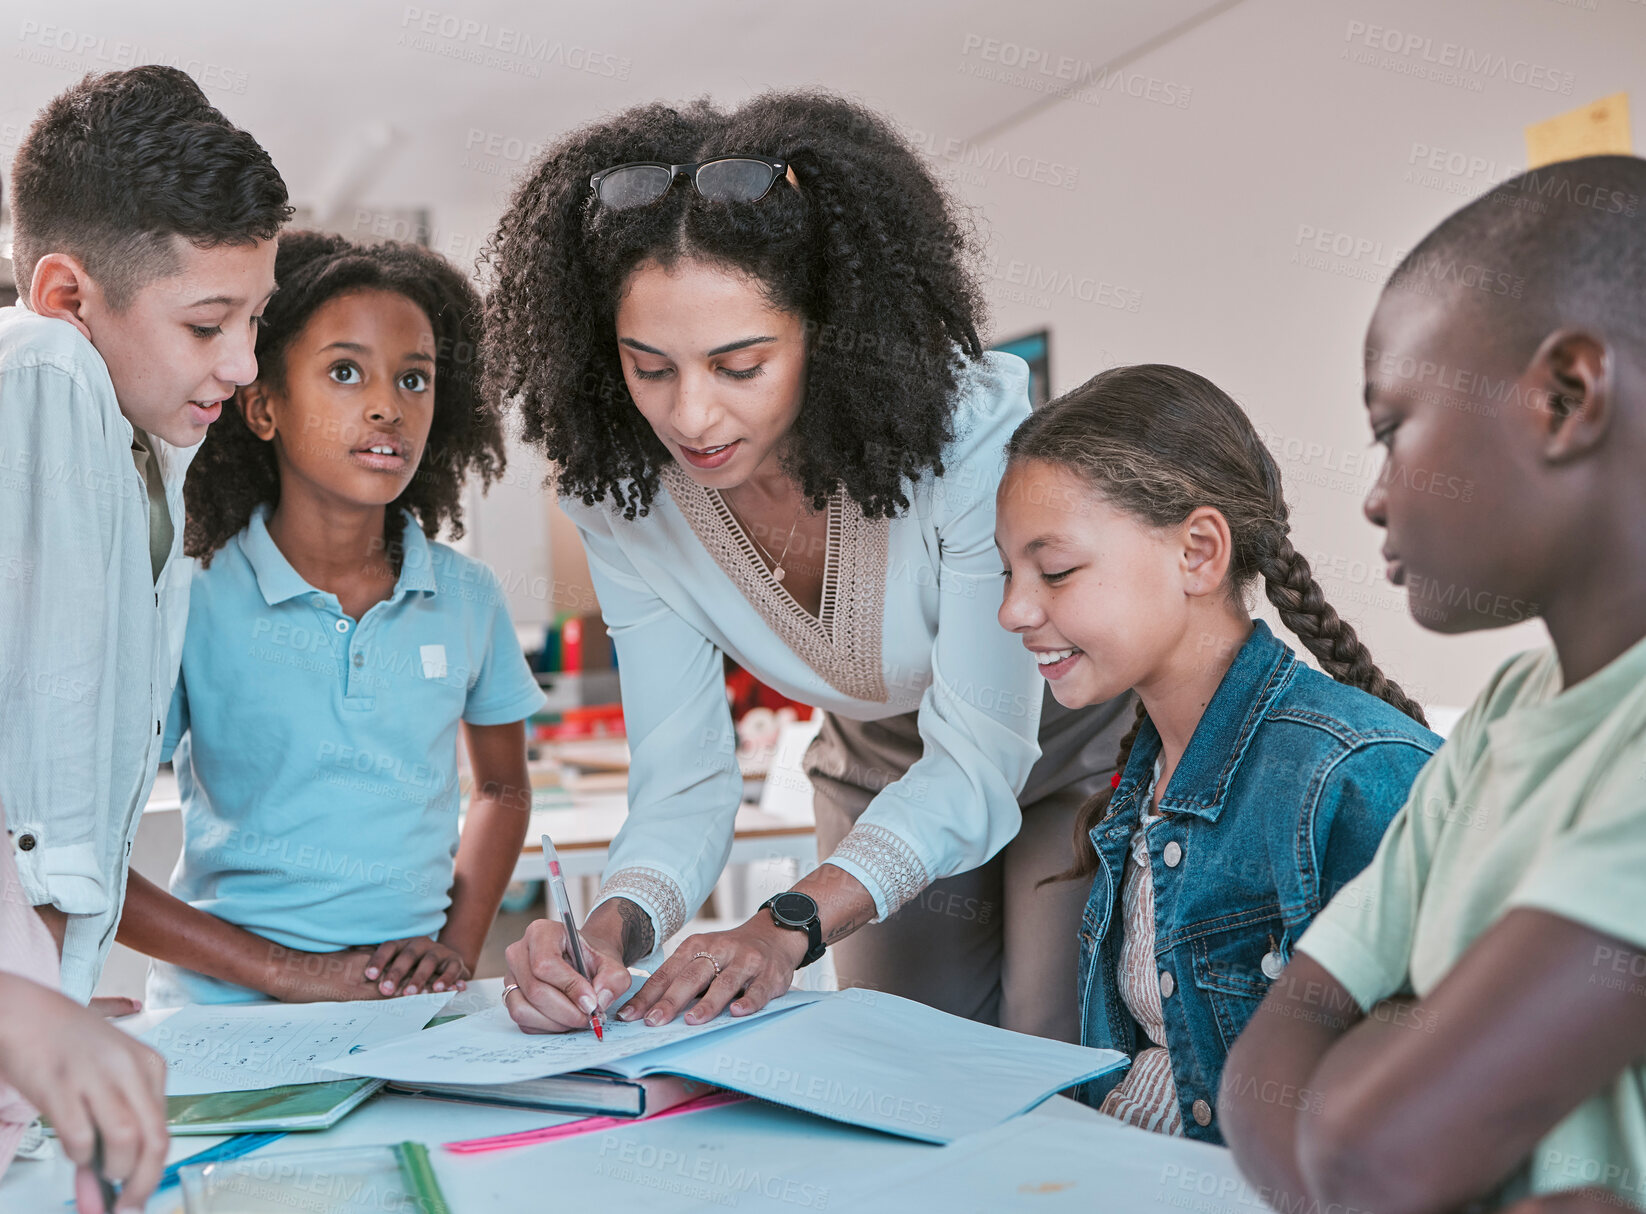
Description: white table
xmin=2 ymin=1074 xmax=1260 ymax=1213
xmin=1 ymin=979 xmax=1268 ymax=1211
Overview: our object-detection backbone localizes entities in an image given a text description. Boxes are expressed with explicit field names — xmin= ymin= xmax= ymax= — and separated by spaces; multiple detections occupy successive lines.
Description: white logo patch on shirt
xmin=420 ymin=644 xmax=448 ymax=679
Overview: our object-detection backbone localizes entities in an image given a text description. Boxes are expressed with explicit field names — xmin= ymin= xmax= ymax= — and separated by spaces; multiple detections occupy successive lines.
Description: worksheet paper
xmin=329 ymin=988 xmax=1126 ymax=1144
xmin=322 ymin=989 xmax=820 ymax=1085
xmin=833 ymin=1112 xmax=1275 ymax=1211
xmin=626 ymin=990 xmax=1129 ymax=1144
xmin=140 ymin=993 xmax=454 ymax=1096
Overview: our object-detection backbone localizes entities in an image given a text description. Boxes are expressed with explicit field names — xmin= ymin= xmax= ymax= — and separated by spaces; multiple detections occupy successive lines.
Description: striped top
xmin=1099 ymin=759 xmax=1184 ymax=1136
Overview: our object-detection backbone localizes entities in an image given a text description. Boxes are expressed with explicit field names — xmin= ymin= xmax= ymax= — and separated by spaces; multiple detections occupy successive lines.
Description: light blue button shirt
xmin=0 ymin=305 xmax=195 ymax=1002
xmin=150 ymin=505 xmax=545 ymax=1005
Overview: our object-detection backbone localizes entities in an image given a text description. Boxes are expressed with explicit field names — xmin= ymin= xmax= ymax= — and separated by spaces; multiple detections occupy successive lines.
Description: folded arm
xmin=1225 ymin=911 xmax=1646 ymax=1214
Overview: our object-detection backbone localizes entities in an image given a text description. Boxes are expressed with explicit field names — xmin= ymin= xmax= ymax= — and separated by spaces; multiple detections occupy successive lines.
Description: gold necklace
xmin=718 ymin=491 xmax=803 ymax=582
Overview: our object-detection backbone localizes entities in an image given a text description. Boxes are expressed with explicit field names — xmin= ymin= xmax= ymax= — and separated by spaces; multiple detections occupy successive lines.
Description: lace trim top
xmin=829 ymin=823 xmax=932 ymax=917
xmin=598 ymin=866 xmax=690 ymax=945
xmin=662 ymin=465 xmax=891 ymax=704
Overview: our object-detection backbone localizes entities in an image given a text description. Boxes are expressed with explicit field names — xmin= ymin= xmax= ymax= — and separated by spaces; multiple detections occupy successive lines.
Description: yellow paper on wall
xmin=1525 ymin=93 xmax=1631 ymax=168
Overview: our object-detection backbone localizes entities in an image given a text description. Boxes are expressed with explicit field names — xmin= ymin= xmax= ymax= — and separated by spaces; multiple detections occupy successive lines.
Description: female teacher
xmin=487 ymin=91 xmax=1131 ymax=1041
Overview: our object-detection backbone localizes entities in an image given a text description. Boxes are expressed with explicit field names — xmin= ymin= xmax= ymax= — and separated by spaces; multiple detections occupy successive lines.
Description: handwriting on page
xmin=142 ymin=994 xmax=453 ymax=1096
xmin=326 ymin=993 xmax=818 ymax=1086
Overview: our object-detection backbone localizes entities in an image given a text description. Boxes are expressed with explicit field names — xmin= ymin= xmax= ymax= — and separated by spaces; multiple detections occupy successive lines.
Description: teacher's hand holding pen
xmin=506 ymin=866 xmax=873 ymax=1033
xmin=502 ymin=908 xmax=632 ymax=1034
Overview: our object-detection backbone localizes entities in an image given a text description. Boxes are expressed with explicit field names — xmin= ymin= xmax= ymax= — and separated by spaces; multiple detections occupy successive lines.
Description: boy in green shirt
xmin=1223 ymin=155 xmax=1646 ymax=1212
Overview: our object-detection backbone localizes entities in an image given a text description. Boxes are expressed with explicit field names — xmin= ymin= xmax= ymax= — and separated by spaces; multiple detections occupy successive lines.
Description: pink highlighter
xmin=542 ymin=834 xmax=604 ymax=1040
xmin=444 ymin=1092 xmax=749 ymax=1154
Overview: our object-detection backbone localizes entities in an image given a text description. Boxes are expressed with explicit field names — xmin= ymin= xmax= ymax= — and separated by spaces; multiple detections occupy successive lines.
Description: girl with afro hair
xmin=495 ymin=92 xmax=1133 ymax=1042
xmin=119 ymin=232 xmax=546 ymax=1006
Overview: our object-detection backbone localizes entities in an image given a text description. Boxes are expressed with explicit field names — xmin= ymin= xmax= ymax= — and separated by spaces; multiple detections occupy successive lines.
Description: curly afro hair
xmin=183 ymin=230 xmax=506 ymax=567
xmin=481 ymin=90 xmax=987 ymax=520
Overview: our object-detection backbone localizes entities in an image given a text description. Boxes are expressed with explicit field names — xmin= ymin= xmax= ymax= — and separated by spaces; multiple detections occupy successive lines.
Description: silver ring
xmin=692 ymin=951 xmax=722 ymax=976
xmin=501 ymin=982 xmax=521 ymax=1003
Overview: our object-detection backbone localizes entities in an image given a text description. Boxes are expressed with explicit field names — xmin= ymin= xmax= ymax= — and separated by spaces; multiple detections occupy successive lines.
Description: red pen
xmin=542 ymin=834 xmax=604 ymax=1039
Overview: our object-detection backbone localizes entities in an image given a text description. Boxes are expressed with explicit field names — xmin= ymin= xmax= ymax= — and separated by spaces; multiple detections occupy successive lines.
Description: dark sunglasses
xmin=589 ymin=156 xmax=795 ymax=210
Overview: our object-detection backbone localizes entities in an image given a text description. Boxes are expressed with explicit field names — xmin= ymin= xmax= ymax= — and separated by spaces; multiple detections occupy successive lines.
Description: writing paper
xmin=141 ymin=993 xmax=453 ymax=1096
xmin=323 ymin=990 xmax=820 ymax=1085
xmin=629 ymin=989 xmax=1128 ymax=1143
xmin=327 ymin=987 xmax=1123 ymax=1144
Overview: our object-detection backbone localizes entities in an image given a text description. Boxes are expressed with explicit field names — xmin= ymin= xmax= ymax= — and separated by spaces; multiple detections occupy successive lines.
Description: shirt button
xmin=352 ymin=653 xmax=364 ymax=667
xmin=1192 ymin=1098 xmax=1213 ymax=1127
xmin=1261 ymin=950 xmax=1286 ymax=980
xmin=335 ymin=619 xmax=351 ymax=633
xmin=1163 ymin=841 xmax=1182 ymax=868
xmin=16 ymin=833 xmax=35 ymax=851
xmin=1159 ymin=970 xmax=1175 ymax=999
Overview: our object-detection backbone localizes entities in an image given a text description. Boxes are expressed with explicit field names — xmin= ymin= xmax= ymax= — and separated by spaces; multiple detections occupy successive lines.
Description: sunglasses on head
xmin=589 ymin=156 xmax=796 ymax=210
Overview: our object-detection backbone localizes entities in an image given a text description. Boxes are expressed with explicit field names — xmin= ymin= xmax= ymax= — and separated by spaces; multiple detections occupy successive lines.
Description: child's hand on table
xmin=0 ymin=974 xmax=167 ymax=1213
xmin=269 ymin=946 xmax=390 ymax=1003
xmin=362 ymin=937 xmax=471 ymax=996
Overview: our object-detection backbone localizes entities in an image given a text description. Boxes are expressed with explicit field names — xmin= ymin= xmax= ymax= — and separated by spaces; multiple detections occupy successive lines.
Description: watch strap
xmin=760 ymin=895 xmax=826 ymax=968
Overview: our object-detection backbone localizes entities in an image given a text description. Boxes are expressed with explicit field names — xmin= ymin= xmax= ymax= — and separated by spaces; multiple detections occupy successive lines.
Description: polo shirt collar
xmin=239 ymin=506 xmax=438 ymax=606
xmin=1112 ymin=619 xmax=1297 ymax=825
xmin=395 ymin=515 xmax=438 ymax=595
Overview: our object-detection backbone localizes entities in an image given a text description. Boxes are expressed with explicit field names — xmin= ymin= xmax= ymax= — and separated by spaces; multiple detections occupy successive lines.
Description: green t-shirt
xmin=1300 ymin=632 xmax=1646 ymax=1207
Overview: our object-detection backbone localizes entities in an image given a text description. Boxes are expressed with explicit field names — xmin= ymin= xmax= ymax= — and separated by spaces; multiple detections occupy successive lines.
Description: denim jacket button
xmin=1163 ymin=841 xmax=1182 ymax=868
xmin=1192 ymin=1098 xmax=1213 ymax=1127
xmin=1261 ymin=950 xmax=1286 ymax=980
xmin=1159 ymin=970 xmax=1176 ymax=999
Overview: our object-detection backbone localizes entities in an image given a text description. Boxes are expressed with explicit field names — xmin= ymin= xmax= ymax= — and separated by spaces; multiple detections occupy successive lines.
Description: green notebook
xmin=166 ymin=1078 xmax=386 ymax=1135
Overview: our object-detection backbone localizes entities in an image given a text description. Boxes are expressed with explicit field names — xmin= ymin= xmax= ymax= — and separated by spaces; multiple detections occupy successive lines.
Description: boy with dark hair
xmin=0 ymin=65 xmax=289 ymax=1004
xmin=1222 ymin=154 xmax=1646 ymax=1212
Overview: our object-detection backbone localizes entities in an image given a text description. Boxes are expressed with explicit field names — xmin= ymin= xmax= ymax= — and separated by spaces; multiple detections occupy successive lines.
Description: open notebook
xmin=328 ymin=989 xmax=1128 ymax=1144
xmin=385 ymin=1072 xmax=716 ymax=1118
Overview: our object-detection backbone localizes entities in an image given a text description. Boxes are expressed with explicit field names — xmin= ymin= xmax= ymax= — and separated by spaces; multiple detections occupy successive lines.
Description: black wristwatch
xmin=760 ymin=891 xmax=826 ymax=968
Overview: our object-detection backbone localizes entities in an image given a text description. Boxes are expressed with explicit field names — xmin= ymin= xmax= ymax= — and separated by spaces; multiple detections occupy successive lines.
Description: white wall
xmin=905 ymin=0 xmax=1640 ymax=708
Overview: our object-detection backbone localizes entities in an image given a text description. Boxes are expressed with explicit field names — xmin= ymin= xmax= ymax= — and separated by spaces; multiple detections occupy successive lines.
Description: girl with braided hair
xmin=995 ymin=363 xmax=1438 ymax=1143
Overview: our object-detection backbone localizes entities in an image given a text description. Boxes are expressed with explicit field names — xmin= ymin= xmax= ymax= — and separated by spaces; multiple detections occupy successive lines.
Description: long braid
xmin=1009 ymin=363 xmax=1436 ymax=883
xmin=1256 ymin=531 xmax=1428 ymax=727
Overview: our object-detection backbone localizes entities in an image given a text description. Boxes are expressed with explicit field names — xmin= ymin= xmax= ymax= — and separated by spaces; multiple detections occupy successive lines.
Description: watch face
xmin=770 ymin=891 xmax=817 ymax=926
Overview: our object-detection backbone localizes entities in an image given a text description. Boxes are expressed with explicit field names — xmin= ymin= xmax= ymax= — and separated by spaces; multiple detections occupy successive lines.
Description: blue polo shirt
xmin=149 ymin=506 xmax=545 ymax=1005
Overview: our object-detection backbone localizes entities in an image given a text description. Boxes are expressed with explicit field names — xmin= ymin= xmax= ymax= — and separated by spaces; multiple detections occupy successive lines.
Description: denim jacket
xmin=1077 ymin=620 xmax=1439 ymax=1143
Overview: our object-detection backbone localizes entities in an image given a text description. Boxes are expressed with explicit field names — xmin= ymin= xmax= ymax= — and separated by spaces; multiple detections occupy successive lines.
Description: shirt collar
xmin=1113 ymin=619 xmax=1297 ymax=825
xmin=239 ymin=505 xmax=438 ymax=606
xmin=394 ymin=516 xmax=439 ymax=595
